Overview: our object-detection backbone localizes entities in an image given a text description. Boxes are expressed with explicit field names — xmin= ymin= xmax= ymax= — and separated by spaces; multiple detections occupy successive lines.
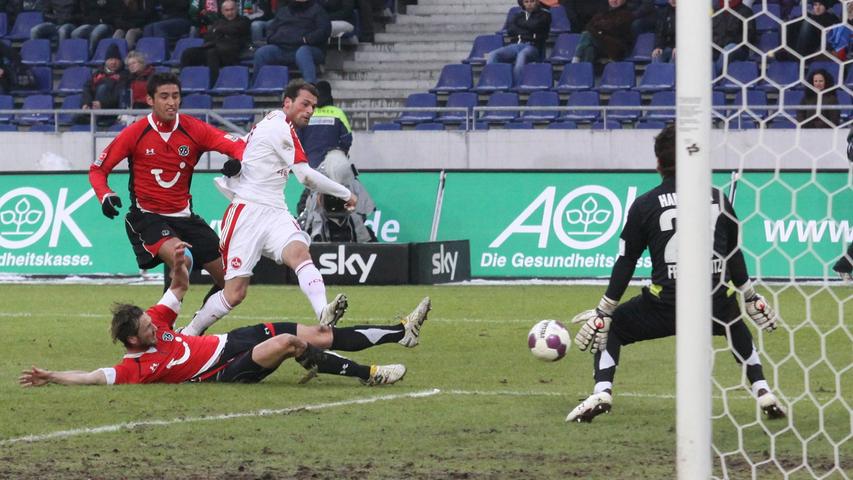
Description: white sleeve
xmin=99 ymin=368 xmax=116 ymax=385
xmin=158 ymin=288 xmax=182 ymax=314
xmin=291 ymin=162 xmax=352 ymax=200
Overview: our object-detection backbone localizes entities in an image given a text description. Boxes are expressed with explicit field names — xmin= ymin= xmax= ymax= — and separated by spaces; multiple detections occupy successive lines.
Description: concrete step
xmin=384 ymin=22 xmax=498 ymax=34
xmin=395 ymin=13 xmax=506 ymax=24
xmin=374 ymin=31 xmax=484 ymax=42
xmin=334 ymin=88 xmax=417 ymax=100
xmin=407 ymin=4 xmax=509 ymax=15
xmin=325 ymin=69 xmax=442 ymax=81
xmin=358 ymin=41 xmax=477 ymax=53
xmin=332 ymin=79 xmax=435 ymax=91
xmin=353 ymin=50 xmax=469 ymax=62
xmin=338 ymin=98 xmax=404 ymax=110
xmin=341 ymin=60 xmax=454 ymax=72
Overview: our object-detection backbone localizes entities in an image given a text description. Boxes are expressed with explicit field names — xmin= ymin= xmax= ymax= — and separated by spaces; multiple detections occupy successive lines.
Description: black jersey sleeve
xmin=605 ymin=200 xmax=646 ymax=301
xmin=718 ymin=190 xmax=750 ymax=287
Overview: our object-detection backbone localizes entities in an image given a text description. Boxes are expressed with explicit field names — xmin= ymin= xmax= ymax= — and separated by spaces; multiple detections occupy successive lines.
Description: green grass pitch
xmin=0 ymin=283 xmax=849 ymax=479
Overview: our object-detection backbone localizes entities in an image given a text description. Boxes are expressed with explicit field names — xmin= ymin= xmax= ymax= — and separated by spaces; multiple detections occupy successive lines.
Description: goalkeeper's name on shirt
xmin=667 ymin=258 xmax=726 ymax=279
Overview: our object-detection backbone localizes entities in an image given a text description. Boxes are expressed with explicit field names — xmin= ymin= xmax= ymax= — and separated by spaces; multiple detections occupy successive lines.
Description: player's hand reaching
xmin=220 ymin=158 xmax=242 ymax=177
xmin=19 ymin=366 xmax=51 ymax=387
xmin=571 ymin=296 xmax=618 ymax=354
xmin=344 ymin=192 xmax=358 ymax=212
xmin=742 ymin=283 xmax=777 ymax=331
xmin=101 ymin=194 xmax=122 ymax=219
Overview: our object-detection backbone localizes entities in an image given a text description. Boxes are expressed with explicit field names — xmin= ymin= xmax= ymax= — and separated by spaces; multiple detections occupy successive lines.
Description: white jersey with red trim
xmin=215 ymin=109 xmax=308 ymax=211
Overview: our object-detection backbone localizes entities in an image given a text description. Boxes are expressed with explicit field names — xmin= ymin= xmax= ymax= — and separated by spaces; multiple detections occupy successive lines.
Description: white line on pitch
xmin=0 ymin=389 xmax=441 ymax=446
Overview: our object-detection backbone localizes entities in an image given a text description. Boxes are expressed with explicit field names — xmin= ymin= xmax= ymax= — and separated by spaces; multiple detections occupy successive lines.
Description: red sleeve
xmin=111 ymin=361 xmax=139 ymax=385
xmin=197 ymin=119 xmax=247 ymax=160
xmin=146 ymin=304 xmax=178 ymax=330
xmin=291 ymin=125 xmax=308 ymax=164
xmin=88 ymin=127 xmax=136 ymax=203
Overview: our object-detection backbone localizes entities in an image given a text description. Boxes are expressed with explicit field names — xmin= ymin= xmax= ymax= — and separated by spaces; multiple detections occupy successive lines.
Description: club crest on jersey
xmin=231 ymin=257 xmax=242 ymax=269
xmin=162 ymin=332 xmax=174 ymax=342
xmin=145 ymin=148 xmax=155 ymax=155
xmin=162 ymin=229 xmax=171 ymax=236
xmin=224 ymin=133 xmax=238 ymax=142
xmin=178 ymin=145 xmax=190 ymax=157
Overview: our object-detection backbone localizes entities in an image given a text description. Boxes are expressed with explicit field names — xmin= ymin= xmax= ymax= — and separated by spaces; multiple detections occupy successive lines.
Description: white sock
xmin=751 ymin=380 xmax=770 ymax=397
xmin=296 ymin=260 xmax=327 ymax=319
xmin=182 ymin=291 xmax=232 ymax=336
xmin=594 ymin=382 xmax=613 ymax=394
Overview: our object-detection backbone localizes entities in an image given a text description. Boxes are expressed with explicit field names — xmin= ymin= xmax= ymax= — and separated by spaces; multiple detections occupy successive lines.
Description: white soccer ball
xmin=528 ymin=319 xmax=571 ymax=362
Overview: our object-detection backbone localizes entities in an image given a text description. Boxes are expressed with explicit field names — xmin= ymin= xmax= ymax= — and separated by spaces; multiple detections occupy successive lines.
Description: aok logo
xmin=0 ymin=187 xmax=95 ymax=249
xmin=489 ymin=185 xmax=637 ymax=250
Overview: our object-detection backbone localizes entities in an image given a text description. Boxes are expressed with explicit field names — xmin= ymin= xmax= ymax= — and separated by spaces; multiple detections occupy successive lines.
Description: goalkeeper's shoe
xmin=319 ymin=293 xmax=348 ymax=327
xmin=362 ymin=364 xmax=407 ymax=386
xmin=298 ymin=365 xmax=318 ymax=384
xmin=399 ymin=297 xmax=431 ymax=348
xmin=566 ymin=391 xmax=613 ymax=423
xmin=757 ymin=390 xmax=787 ymax=420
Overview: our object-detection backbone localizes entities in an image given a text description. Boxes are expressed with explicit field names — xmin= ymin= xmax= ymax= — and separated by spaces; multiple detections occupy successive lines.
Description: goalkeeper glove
xmin=571 ymin=296 xmax=618 ymax=354
xmin=101 ymin=194 xmax=122 ymax=219
xmin=220 ymin=158 xmax=242 ymax=177
xmin=741 ymin=282 xmax=777 ymax=331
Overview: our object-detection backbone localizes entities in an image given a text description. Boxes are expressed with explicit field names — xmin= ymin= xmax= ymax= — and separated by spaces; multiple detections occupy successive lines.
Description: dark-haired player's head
xmin=111 ymin=303 xmax=156 ymax=349
xmin=282 ymin=80 xmax=319 ymax=128
xmin=655 ymin=124 xmax=676 ymax=178
xmin=146 ymin=72 xmax=182 ymax=122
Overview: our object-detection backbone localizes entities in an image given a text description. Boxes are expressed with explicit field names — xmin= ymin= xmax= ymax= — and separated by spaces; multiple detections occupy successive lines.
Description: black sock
xmin=296 ymin=344 xmax=371 ymax=380
xmin=331 ymin=324 xmax=405 ymax=351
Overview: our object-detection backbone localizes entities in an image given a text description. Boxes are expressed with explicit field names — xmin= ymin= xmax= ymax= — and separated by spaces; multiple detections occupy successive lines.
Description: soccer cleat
xmin=566 ymin=391 xmax=613 ymax=423
xmin=399 ymin=296 xmax=431 ymax=348
xmin=362 ymin=364 xmax=406 ymax=386
xmin=298 ymin=365 xmax=318 ymax=385
xmin=757 ymin=390 xmax=787 ymax=419
xmin=319 ymin=293 xmax=348 ymax=327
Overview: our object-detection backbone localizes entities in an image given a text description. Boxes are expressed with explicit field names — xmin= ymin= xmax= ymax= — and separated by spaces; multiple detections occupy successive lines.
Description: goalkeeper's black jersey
xmin=604 ymin=176 xmax=750 ymax=307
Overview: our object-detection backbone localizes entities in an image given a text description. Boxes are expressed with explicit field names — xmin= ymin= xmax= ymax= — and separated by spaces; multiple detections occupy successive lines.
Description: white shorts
xmin=219 ymin=202 xmax=311 ymax=280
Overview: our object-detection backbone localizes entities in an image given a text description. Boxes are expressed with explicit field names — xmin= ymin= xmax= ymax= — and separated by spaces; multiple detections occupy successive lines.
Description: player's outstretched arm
xmin=291 ymin=163 xmax=357 ymax=210
xmin=19 ymin=366 xmax=107 ymax=387
xmin=168 ymin=241 xmax=192 ymax=302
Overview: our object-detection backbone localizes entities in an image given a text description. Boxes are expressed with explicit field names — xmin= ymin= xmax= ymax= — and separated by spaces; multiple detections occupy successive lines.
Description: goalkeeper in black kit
xmin=566 ymin=125 xmax=786 ymax=423
xmin=834 ymin=130 xmax=853 ymax=281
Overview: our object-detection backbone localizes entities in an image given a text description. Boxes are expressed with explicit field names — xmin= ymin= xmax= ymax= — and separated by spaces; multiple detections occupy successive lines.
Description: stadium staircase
xmin=328 ymin=0 xmax=508 ymax=127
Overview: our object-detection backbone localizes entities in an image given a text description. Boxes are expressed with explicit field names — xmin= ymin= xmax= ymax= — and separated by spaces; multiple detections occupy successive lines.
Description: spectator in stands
xmin=113 ymin=0 xmax=158 ymax=49
xmin=246 ymin=0 xmax=276 ymax=44
xmin=0 ymin=41 xmax=18 ymax=93
xmin=253 ymin=0 xmax=331 ymax=84
xmin=797 ymin=68 xmax=840 ymax=129
xmin=354 ymin=0 xmax=388 ymax=43
xmin=651 ymin=0 xmax=675 ymax=63
xmin=142 ymin=0 xmax=193 ymax=46
xmin=627 ymin=0 xmax=656 ymax=38
xmin=319 ymin=0 xmax=356 ymax=42
xmin=297 ymin=81 xmax=352 ymax=169
xmin=126 ymin=50 xmax=155 ymax=108
xmin=560 ymin=0 xmax=608 ymax=34
xmin=827 ymin=0 xmax=853 ymax=60
xmin=29 ymin=0 xmax=81 ymax=42
xmin=487 ymin=0 xmax=551 ymax=85
xmin=75 ymin=0 xmax=126 ymax=53
xmin=571 ymin=0 xmax=633 ymax=63
xmin=77 ymin=43 xmax=129 ymax=123
xmin=711 ymin=0 xmax=755 ymax=69
xmin=181 ymin=0 xmax=250 ymax=81
xmin=188 ymin=0 xmax=221 ymax=38
xmin=787 ymin=0 xmax=841 ymax=59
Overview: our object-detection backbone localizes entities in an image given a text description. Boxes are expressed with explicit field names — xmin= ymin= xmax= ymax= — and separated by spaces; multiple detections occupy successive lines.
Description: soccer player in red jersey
xmin=88 ymin=72 xmax=246 ymax=300
xmin=18 ymin=242 xmax=428 ymax=387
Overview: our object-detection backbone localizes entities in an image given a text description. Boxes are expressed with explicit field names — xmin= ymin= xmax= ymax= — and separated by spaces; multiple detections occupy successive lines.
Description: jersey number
xmin=659 ymin=208 xmax=677 ymax=264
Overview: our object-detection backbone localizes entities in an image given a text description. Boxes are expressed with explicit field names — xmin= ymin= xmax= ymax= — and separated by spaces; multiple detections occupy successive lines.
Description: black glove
xmin=220 ymin=158 xmax=241 ymax=177
xmin=101 ymin=194 xmax=122 ymax=219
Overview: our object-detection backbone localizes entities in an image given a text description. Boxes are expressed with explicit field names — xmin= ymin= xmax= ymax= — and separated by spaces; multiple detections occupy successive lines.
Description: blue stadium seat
xmin=560 ymin=90 xmax=600 ymax=122
xmin=20 ymin=39 xmax=51 ymax=66
xmin=606 ymin=89 xmax=642 ymax=122
xmin=16 ymin=94 xmax=54 ymax=124
xmin=58 ymin=94 xmax=83 ymax=125
xmin=591 ymin=119 xmax=621 ymax=130
xmin=497 ymin=6 xmax=522 ymax=35
xmin=716 ymin=61 xmax=760 ymax=92
xmin=521 ymin=90 xmax=559 ymax=122
xmin=598 ymin=61 xmax=635 ymax=92
xmin=0 ymin=94 xmax=13 ymax=123
xmin=210 ymin=65 xmax=249 ymax=94
xmin=182 ymin=93 xmax=213 ymax=110
xmin=55 ymin=66 xmax=91 ymax=95
xmin=712 ymin=89 xmax=729 ymax=121
xmin=635 ymin=119 xmax=667 ymax=129
xmin=548 ymin=33 xmax=580 ymax=64
xmin=761 ymin=61 xmax=800 ymax=92
xmin=14 ymin=66 xmax=53 ymax=94
xmin=29 ymin=123 xmax=58 ymax=132
xmin=414 ymin=122 xmax=445 ymax=131
xmin=396 ymin=93 xmax=437 ymax=124
xmin=0 ymin=124 xmax=17 ymax=132
xmin=636 ymin=62 xmax=674 ymax=93
xmin=780 ymin=89 xmax=805 ymax=117
xmin=166 ymin=37 xmax=204 ymax=66
xmin=430 ymin=64 xmax=473 ymax=94
xmin=836 ymin=88 xmax=852 ymax=120
xmin=555 ymin=62 xmax=594 ymax=92
xmin=516 ymin=63 xmax=552 ymax=92
xmin=5 ymin=11 xmax=43 ymax=41
xmin=135 ymin=37 xmax=167 ymax=65
xmin=479 ymin=91 xmax=519 ymax=124
xmin=465 ymin=121 xmax=490 ymax=131
xmin=248 ymin=65 xmax=289 ymax=95
xmin=54 ymin=39 xmax=90 ymax=67
xmin=547 ymin=120 xmax=577 ymax=129
xmin=788 ymin=4 xmax=803 ymax=19
xmin=154 ymin=65 xmax=171 ymax=74
xmin=372 ymin=122 xmax=402 ymax=131
xmin=436 ymin=91 xmax=478 ymax=124
xmin=645 ymin=90 xmax=675 ymax=121
xmin=472 ymin=63 xmax=513 ymax=93
xmin=69 ymin=123 xmax=94 ymax=132
xmin=754 ymin=6 xmax=782 ymax=33
xmin=733 ymin=88 xmax=769 ymax=119
xmin=0 ymin=13 xmax=7 ymax=38
xmin=88 ymin=39 xmax=128 ymax=66
xmin=755 ymin=31 xmax=781 ymax=57
xmin=548 ymin=5 xmax=571 ymax=36
xmin=723 ymin=117 xmax=757 ymax=130
xmin=221 ymin=94 xmax=254 ymax=124
xmin=463 ymin=34 xmax=503 ymax=65
xmin=505 ymin=120 xmax=534 ymax=129
xmin=179 ymin=66 xmax=211 ymax=94
xmin=767 ymin=116 xmax=796 ymax=128
xmin=629 ymin=32 xmax=655 ymax=63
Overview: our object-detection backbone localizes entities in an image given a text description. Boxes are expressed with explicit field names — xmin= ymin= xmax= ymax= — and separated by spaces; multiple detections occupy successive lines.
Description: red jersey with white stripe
xmin=214 ymin=110 xmax=307 ymax=211
xmin=102 ymin=302 xmax=226 ymax=385
xmin=89 ymin=113 xmax=246 ymax=215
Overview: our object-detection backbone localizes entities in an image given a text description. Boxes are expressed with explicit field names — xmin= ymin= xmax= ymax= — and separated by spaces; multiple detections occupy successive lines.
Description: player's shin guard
xmin=295 ymin=260 xmax=328 ymax=319
xmin=296 ymin=344 xmax=370 ymax=379
xmin=183 ymin=291 xmax=232 ymax=336
xmin=330 ymin=325 xmax=405 ymax=351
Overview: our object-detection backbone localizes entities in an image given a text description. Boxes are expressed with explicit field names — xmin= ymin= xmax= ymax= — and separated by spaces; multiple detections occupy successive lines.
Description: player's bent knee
xmin=274 ymin=333 xmax=306 ymax=355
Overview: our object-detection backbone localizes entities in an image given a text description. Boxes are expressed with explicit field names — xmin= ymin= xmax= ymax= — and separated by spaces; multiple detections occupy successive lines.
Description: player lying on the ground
xmin=19 ymin=242 xmax=431 ymax=388
xmin=566 ymin=124 xmax=786 ymax=423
